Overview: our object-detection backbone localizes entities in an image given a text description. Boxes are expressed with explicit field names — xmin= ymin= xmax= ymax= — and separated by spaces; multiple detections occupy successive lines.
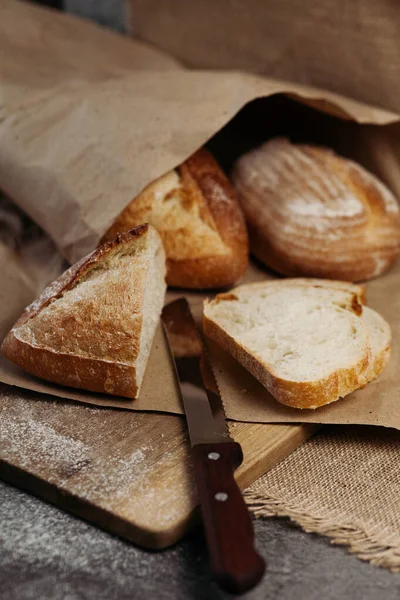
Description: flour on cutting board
xmin=0 ymin=411 xmax=90 ymax=478
xmin=0 ymin=398 xmax=150 ymax=490
xmin=0 ymin=388 xmax=195 ymax=529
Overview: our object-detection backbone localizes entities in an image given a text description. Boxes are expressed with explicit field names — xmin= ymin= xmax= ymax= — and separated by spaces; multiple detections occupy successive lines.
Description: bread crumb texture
xmin=204 ymin=279 xmax=390 ymax=409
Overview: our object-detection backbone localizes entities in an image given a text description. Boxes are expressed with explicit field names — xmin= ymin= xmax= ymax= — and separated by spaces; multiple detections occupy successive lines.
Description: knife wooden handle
xmin=192 ymin=441 xmax=266 ymax=594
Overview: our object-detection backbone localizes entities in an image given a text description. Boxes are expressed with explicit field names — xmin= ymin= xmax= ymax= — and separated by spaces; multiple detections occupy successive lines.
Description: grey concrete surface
xmin=1 ymin=481 xmax=400 ymax=600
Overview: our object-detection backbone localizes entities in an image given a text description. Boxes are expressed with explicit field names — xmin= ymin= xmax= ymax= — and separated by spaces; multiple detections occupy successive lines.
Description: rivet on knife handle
xmin=192 ymin=441 xmax=265 ymax=594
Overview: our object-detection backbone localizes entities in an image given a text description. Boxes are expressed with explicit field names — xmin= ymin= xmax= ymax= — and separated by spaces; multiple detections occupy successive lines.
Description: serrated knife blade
xmin=161 ymin=298 xmax=266 ymax=594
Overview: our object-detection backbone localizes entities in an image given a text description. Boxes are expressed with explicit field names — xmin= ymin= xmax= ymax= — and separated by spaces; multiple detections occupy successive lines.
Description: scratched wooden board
xmin=0 ymin=384 xmax=317 ymax=549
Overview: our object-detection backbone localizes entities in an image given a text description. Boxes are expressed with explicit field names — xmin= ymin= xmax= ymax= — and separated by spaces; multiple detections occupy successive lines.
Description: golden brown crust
xmin=173 ymin=149 xmax=249 ymax=288
xmin=1 ymin=224 xmax=164 ymax=399
xmin=213 ymin=292 xmax=239 ymax=303
xmin=103 ymin=149 xmax=249 ymax=289
xmin=233 ymin=138 xmax=400 ymax=282
xmin=1 ymin=335 xmax=138 ymax=397
xmin=351 ymin=294 xmax=362 ymax=316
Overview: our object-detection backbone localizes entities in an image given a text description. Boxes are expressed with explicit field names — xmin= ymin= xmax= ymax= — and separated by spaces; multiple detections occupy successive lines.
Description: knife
xmin=161 ymin=298 xmax=266 ymax=594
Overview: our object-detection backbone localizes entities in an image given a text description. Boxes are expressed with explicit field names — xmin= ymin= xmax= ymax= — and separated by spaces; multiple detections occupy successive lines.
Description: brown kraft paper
xmin=130 ymin=0 xmax=400 ymax=115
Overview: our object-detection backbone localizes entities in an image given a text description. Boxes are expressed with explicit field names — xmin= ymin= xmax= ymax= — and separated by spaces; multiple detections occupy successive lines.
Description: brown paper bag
xmin=131 ymin=0 xmax=400 ymax=114
xmin=1 ymin=1 xmax=400 ymax=430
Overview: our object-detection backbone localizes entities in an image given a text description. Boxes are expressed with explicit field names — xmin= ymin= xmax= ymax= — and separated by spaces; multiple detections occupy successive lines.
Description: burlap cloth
xmin=246 ymin=425 xmax=400 ymax=571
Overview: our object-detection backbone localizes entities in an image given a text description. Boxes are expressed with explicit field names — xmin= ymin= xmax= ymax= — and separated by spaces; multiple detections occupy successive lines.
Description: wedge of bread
xmin=1 ymin=224 xmax=166 ymax=398
xmin=102 ymin=148 xmax=249 ymax=289
xmin=203 ymin=279 xmax=390 ymax=409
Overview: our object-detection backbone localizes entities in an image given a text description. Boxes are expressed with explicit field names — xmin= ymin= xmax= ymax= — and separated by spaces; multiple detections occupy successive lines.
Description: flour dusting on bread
xmin=2 ymin=225 xmax=166 ymax=398
xmin=233 ymin=138 xmax=400 ymax=281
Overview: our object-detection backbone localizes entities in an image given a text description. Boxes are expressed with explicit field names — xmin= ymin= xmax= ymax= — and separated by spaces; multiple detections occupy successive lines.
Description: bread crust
xmin=1 ymin=338 xmax=139 ymax=397
xmin=233 ymin=138 xmax=400 ymax=282
xmin=103 ymin=149 xmax=249 ymax=289
xmin=1 ymin=224 xmax=163 ymax=399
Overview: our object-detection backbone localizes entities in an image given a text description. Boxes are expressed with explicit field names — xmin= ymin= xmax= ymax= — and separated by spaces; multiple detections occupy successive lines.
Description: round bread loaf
xmin=232 ymin=138 xmax=400 ymax=281
xmin=103 ymin=148 xmax=249 ymax=289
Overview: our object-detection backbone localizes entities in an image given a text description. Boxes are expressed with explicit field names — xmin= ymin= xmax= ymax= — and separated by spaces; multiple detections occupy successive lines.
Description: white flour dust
xmin=0 ymin=411 xmax=90 ymax=480
xmin=0 ymin=388 xmax=195 ymax=529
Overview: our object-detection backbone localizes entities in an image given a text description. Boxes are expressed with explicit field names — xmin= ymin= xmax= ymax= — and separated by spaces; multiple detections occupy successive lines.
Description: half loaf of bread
xmin=233 ymin=138 xmax=400 ymax=281
xmin=102 ymin=148 xmax=249 ymax=289
xmin=1 ymin=224 xmax=166 ymax=398
xmin=203 ymin=279 xmax=391 ymax=409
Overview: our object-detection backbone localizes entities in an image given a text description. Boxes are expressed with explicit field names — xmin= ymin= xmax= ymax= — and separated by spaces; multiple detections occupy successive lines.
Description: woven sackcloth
xmin=246 ymin=425 xmax=400 ymax=571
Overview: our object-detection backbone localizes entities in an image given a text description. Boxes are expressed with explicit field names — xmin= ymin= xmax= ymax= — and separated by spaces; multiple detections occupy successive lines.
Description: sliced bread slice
xmin=203 ymin=280 xmax=374 ymax=409
xmin=1 ymin=224 xmax=166 ymax=398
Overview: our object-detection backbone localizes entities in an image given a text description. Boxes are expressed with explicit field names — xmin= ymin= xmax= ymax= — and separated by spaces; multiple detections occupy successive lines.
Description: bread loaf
xmin=203 ymin=279 xmax=391 ymax=409
xmin=103 ymin=148 xmax=249 ymax=289
xmin=1 ymin=224 xmax=166 ymax=398
xmin=232 ymin=138 xmax=400 ymax=281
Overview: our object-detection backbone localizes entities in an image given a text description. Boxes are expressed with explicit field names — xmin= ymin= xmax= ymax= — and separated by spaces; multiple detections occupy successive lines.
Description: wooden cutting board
xmin=0 ymin=384 xmax=317 ymax=549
